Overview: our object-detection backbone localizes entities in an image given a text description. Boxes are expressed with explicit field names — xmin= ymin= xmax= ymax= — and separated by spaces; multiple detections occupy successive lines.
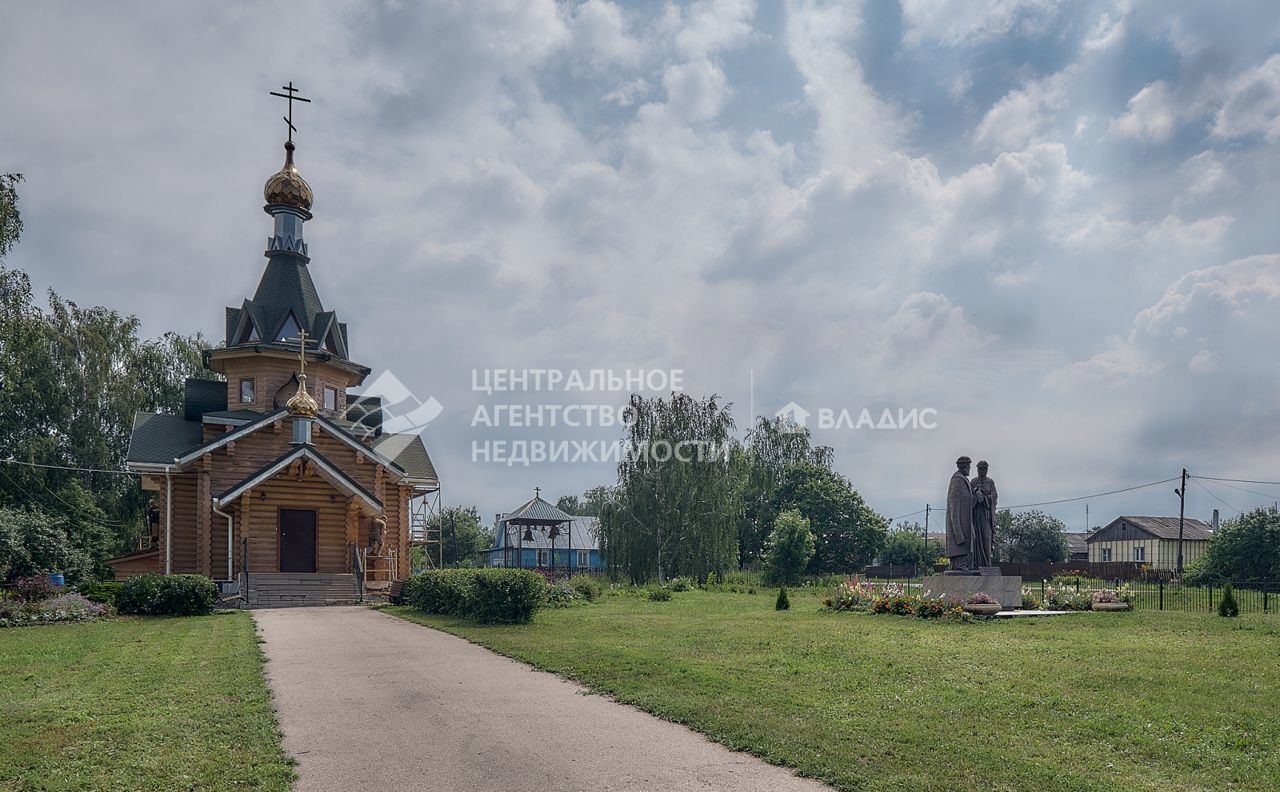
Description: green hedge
xmin=117 ymin=574 xmax=217 ymax=616
xmin=402 ymin=568 xmax=546 ymax=624
xmin=78 ymin=581 xmax=124 ymax=608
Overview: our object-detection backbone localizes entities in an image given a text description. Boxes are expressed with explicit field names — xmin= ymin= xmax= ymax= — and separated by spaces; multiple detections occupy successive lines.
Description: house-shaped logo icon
xmin=775 ymin=401 xmax=810 ymax=430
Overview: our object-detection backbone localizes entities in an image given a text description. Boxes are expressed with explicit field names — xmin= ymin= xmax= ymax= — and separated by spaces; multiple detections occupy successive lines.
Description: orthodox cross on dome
xmin=534 ymin=486 xmax=541 ymax=499
xmin=294 ymin=329 xmax=311 ymax=379
xmin=269 ymin=81 xmax=311 ymax=144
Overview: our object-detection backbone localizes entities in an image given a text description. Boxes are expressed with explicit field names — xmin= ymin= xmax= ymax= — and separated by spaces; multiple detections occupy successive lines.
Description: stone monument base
xmin=922 ymin=574 xmax=1023 ymax=610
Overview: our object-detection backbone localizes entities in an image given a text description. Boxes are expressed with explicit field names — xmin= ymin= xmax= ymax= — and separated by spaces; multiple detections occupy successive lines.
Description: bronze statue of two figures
xmin=945 ymin=456 xmax=998 ymax=575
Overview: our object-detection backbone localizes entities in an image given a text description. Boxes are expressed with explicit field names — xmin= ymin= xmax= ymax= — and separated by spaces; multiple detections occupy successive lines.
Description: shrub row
xmin=117 ymin=574 xmax=217 ymax=616
xmin=401 ymin=568 xmax=546 ymax=624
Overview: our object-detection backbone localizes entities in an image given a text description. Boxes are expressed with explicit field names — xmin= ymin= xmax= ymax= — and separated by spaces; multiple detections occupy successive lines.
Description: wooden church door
xmin=279 ymin=509 xmax=317 ymax=573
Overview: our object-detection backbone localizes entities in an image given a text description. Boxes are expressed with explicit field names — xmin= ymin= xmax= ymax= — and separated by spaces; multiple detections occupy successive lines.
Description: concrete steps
xmin=247 ymin=573 xmax=361 ymax=608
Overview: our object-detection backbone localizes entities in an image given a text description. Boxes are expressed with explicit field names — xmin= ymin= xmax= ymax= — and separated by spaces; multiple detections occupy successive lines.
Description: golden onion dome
xmin=286 ymin=373 xmax=319 ymax=418
xmin=264 ymin=141 xmax=313 ymax=211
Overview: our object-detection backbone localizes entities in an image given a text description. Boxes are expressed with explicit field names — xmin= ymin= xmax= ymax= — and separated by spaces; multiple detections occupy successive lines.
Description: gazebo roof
xmin=503 ymin=494 xmax=573 ymax=525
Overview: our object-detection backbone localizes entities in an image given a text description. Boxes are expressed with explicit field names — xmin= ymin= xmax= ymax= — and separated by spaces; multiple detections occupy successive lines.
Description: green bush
xmin=467 ymin=568 xmax=546 ymax=624
xmin=117 ymin=574 xmax=216 ymax=616
xmin=403 ymin=568 xmax=546 ymax=624
xmin=775 ymin=587 xmax=790 ymax=610
xmin=78 ymin=581 xmax=124 ymax=607
xmin=647 ymin=587 xmax=672 ymax=602
xmin=567 ymin=575 xmax=603 ymax=602
xmin=1218 ymin=583 xmax=1239 ymax=618
xmin=402 ymin=569 xmax=474 ymax=615
xmin=669 ymin=576 xmax=693 ymax=592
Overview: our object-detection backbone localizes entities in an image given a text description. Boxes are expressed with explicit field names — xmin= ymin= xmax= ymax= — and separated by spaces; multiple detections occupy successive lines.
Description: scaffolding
xmin=409 ymin=485 xmax=442 ymax=572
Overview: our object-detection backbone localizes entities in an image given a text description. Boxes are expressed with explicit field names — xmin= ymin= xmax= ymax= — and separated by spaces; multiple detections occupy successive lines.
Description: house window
xmin=323 ymin=385 xmax=338 ymax=412
xmin=1134 ymin=546 xmax=1145 ymax=562
xmin=577 ymin=550 xmax=589 ymax=568
xmin=239 ymin=378 xmax=255 ymax=404
xmin=1101 ymin=548 xmax=1112 ymax=562
xmin=537 ymin=549 xmax=549 ymax=567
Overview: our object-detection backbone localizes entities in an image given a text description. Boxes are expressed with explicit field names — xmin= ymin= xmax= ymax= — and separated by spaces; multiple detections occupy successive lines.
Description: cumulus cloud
xmin=974 ymin=70 xmax=1071 ymax=151
xmin=2 ymin=0 xmax=1278 ymax=518
xmin=1110 ymin=80 xmax=1178 ymax=143
xmin=1048 ymin=255 xmax=1280 ymax=386
xmin=899 ymin=0 xmax=1062 ymax=46
xmin=1211 ymin=53 xmax=1280 ymax=142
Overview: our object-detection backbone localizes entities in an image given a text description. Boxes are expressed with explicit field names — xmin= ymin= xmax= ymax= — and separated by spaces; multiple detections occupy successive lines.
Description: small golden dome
xmin=286 ymin=373 xmax=319 ymax=418
xmin=264 ymin=141 xmax=313 ymax=211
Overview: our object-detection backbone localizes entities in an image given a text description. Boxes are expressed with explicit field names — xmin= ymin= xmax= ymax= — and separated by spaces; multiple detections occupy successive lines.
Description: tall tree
xmin=773 ymin=462 xmax=887 ymax=574
xmin=993 ymin=509 xmax=1068 ymax=563
xmin=735 ymin=416 xmax=832 ymax=569
xmin=880 ymin=522 xmax=942 ymax=567
xmin=420 ymin=506 xmax=494 ymax=567
xmin=1187 ymin=507 xmax=1280 ymax=581
xmin=0 ymin=173 xmax=21 ymax=259
xmin=764 ymin=508 xmax=815 ymax=586
xmin=0 ymin=260 xmax=211 ymax=567
xmin=599 ymin=392 xmax=741 ymax=583
xmin=557 ymin=485 xmax=611 ymax=518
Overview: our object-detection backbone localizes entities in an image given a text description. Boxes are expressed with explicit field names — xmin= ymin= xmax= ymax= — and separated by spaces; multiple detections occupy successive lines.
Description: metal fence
xmin=853 ymin=572 xmax=1279 ymax=615
xmin=1028 ymin=578 xmax=1280 ymax=614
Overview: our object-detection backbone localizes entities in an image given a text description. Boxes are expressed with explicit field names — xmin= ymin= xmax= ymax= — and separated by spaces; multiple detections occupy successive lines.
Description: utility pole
xmin=923 ymin=504 xmax=931 ymax=577
xmin=1176 ymin=468 xmax=1187 ymax=575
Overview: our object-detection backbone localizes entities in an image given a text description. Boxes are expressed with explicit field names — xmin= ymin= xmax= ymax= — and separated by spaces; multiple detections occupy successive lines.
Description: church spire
xmin=263 ymin=82 xmax=313 ymax=256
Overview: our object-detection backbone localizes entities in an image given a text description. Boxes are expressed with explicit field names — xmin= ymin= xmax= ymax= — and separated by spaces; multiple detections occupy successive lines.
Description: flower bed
xmin=823 ymin=579 xmax=973 ymax=622
xmin=0 ymin=592 xmax=113 ymax=628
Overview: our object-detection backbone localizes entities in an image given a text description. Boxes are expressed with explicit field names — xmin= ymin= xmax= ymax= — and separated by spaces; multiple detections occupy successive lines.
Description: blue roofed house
xmin=485 ymin=492 xmax=604 ymax=574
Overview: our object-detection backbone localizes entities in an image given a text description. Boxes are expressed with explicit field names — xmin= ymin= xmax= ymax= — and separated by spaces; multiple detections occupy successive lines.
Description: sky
xmin=2 ymin=0 xmax=1279 ymax=531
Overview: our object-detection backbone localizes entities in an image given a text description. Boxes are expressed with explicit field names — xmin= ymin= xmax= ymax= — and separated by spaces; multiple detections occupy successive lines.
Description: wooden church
xmin=107 ymin=98 xmax=438 ymax=606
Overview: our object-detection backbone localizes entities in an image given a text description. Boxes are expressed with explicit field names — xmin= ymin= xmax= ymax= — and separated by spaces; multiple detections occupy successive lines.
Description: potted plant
xmin=1091 ymin=589 xmax=1131 ymax=612
xmin=963 ymin=592 xmax=1002 ymax=616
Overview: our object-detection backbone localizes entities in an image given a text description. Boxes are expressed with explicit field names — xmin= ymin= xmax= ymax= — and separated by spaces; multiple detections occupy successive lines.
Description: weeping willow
xmin=599 ymin=392 xmax=742 ymax=584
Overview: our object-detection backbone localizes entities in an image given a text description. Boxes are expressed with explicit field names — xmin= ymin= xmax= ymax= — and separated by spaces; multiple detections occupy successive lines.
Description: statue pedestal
xmin=922 ymin=575 xmax=1022 ymax=610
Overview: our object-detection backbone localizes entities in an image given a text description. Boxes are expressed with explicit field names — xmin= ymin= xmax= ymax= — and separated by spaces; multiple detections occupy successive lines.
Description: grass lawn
xmin=388 ymin=589 xmax=1280 ymax=792
xmin=0 ymin=612 xmax=292 ymax=791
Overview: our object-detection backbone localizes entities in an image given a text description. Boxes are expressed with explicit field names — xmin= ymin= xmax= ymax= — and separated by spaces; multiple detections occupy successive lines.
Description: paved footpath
xmin=254 ymin=606 xmax=832 ymax=792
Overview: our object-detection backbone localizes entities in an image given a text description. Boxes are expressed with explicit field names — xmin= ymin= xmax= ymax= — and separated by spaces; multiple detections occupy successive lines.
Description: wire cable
xmin=1003 ymin=476 xmax=1181 ymax=510
xmin=0 ymin=457 xmax=141 ymax=476
xmin=1190 ymin=477 xmax=1239 ymax=515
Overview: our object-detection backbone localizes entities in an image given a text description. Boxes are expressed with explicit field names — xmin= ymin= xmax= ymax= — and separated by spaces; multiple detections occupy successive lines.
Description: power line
xmin=1190 ymin=477 xmax=1239 ymax=515
xmin=887 ymin=508 xmax=928 ymax=523
xmin=0 ymin=458 xmax=141 ymax=476
xmin=1192 ymin=474 xmax=1280 ymax=487
xmin=0 ymin=464 xmax=137 ymax=528
xmin=1003 ymin=476 xmax=1180 ymax=510
xmin=1192 ymin=477 xmax=1280 ymax=501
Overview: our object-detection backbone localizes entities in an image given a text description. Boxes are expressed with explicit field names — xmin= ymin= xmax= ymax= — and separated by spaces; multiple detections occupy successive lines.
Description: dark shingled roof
xmin=370 ymin=432 xmax=438 ymax=484
xmin=503 ymin=495 xmax=574 ymax=524
xmin=1089 ymin=516 xmax=1214 ymax=542
xmin=126 ymin=412 xmax=205 ymax=465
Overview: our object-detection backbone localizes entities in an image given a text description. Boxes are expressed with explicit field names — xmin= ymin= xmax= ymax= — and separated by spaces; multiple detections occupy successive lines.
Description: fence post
xmin=1209 ymin=583 xmax=1214 ymax=612
xmin=1265 ymin=584 xmax=1270 ymax=614
xmin=1041 ymin=578 xmax=1046 ymax=601
xmin=1159 ymin=580 xmax=1164 ymax=611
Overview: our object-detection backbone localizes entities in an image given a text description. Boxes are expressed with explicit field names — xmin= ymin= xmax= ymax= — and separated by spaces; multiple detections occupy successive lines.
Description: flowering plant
xmin=825 ymin=579 xmax=881 ymax=612
xmin=1092 ymin=587 xmax=1132 ymax=604
xmin=966 ymin=592 xmax=998 ymax=605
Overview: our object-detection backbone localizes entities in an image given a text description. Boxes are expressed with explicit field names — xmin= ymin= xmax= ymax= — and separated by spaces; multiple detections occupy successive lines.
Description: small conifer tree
xmin=1218 ymin=583 xmax=1239 ymax=617
xmin=775 ymin=586 xmax=790 ymax=611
